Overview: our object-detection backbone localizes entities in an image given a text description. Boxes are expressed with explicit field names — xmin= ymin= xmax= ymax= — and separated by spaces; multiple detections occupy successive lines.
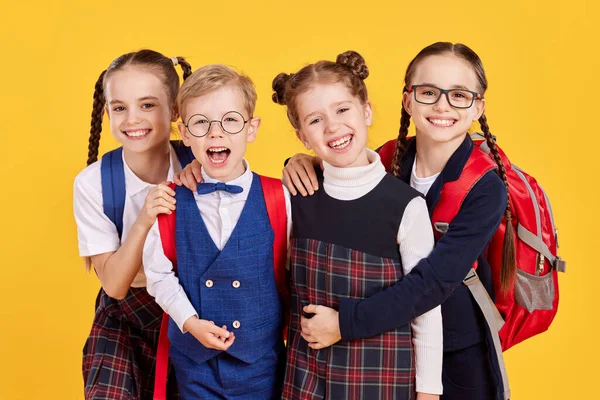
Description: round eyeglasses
xmin=408 ymin=85 xmax=482 ymax=109
xmin=185 ymin=111 xmax=250 ymax=138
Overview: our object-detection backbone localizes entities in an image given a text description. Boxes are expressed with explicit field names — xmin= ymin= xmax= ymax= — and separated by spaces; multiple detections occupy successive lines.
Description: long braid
xmin=480 ymin=113 xmax=517 ymax=292
xmin=87 ymin=70 xmax=106 ymax=166
xmin=391 ymin=106 xmax=411 ymax=178
xmin=175 ymin=57 xmax=192 ymax=80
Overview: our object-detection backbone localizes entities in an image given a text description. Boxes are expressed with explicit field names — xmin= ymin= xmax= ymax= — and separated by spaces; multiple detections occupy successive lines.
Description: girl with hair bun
xmin=273 ymin=51 xmax=442 ymax=400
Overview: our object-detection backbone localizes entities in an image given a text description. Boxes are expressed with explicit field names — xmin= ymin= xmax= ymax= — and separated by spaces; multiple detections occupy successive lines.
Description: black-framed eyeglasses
xmin=407 ymin=85 xmax=482 ymax=109
xmin=185 ymin=111 xmax=250 ymax=138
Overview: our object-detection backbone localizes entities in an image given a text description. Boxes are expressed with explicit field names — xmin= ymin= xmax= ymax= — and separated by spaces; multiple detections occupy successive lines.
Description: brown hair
xmin=86 ymin=49 xmax=192 ymax=166
xmin=272 ymin=50 xmax=369 ymax=129
xmin=176 ymin=64 xmax=257 ymax=122
xmin=391 ymin=42 xmax=516 ymax=292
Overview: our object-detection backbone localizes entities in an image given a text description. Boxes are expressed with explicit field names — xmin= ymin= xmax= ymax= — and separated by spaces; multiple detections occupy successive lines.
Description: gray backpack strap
xmin=463 ymin=269 xmax=511 ymax=400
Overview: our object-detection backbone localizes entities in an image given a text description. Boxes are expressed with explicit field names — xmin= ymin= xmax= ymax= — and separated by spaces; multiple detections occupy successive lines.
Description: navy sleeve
xmin=338 ymin=170 xmax=508 ymax=341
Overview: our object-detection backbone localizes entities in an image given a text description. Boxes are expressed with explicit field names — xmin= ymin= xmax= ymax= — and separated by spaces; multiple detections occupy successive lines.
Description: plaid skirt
xmin=82 ymin=287 xmax=179 ymax=400
xmin=283 ymin=239 xmax=415 ymax=400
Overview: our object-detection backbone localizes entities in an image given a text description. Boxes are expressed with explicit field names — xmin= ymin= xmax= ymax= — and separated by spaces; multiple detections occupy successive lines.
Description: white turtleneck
xmin=322 ymin=149 xmax=443 ymax=395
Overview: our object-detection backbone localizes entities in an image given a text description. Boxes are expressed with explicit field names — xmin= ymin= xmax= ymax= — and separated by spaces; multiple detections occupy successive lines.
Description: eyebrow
xmin=302 ymin=100 xmax=353 ymax=123
xmin=420 ymin=83 xmax=473 ymax=91
xmin=108 ymin=96 xmax=161 ymax=105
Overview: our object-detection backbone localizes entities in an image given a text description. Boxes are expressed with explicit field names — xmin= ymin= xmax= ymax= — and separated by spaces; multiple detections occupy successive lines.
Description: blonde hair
xmin=177 ymin=64 xmax=257 ymax=120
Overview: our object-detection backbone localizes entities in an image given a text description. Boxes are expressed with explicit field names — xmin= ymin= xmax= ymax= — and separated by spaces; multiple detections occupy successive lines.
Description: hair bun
xmin=336 ymin=51 xmax=369 ymax=80
xmin=272 ymin=73 xmax=293 ymax=105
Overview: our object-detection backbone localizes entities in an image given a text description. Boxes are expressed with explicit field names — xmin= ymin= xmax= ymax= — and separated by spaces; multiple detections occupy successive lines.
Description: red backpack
xmin=152 ymin=176 xmax=289 ymax=400
xmin=379 ymin=134 xmax=566 ymax=399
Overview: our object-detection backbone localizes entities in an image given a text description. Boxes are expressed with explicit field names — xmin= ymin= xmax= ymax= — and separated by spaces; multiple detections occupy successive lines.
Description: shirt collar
xmin=200 ymin=158 xmax=253 ymax=195
xmin=123 ymin=144 xmax=181 ymax=197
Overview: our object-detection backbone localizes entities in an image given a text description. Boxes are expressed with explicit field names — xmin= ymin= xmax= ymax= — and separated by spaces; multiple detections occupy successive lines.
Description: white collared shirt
xmin=73 ymin=146 xmax=181 ymax=287
xmin=143 ymin=159 xmax=292 ymax=332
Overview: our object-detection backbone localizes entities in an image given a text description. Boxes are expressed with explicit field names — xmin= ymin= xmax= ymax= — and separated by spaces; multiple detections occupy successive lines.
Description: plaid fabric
xmin=283 ymin=239 xmax=415 ymax=400
xmin=82 ymin=287 xmax=179 ymax=400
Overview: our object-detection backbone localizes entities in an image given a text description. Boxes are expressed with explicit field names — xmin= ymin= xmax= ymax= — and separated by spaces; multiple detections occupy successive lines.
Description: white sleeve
xmin=283 ymin=185 xmax=293 ymax=245
xmin=73 ymin=171 xmax=120 ymax=257
xmin=398 ymin=196 xmax=443 ymax=395
xmin=143 ymin=221 xmax=198 ymax=333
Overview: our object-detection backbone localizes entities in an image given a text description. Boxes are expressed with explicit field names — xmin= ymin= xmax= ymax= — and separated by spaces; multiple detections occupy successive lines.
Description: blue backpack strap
xmin=100 ymin=147 xmax=126 ymax=240
xmin=170 ymin=140 xmax=195 ymax=168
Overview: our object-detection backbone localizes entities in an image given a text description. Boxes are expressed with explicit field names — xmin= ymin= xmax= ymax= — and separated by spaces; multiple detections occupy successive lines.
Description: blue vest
xmin=168 ymin=173 xmax=284 ymax=364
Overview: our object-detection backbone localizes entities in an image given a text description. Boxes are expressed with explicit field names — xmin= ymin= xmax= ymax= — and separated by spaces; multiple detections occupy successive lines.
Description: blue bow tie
xmin=196 ymin=182 xmax=243 ymax=195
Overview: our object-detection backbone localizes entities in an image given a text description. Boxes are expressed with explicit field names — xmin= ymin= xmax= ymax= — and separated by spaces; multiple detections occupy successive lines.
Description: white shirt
xmin=410 ymin=158 xmax=440 ymax=196
xmin=73 ymin=146 xmax=181 ymax=287
xmin=143 ymin=160 xmax=292 ymax=332
xmin=322 ymin=149 xmax=443 ymax=395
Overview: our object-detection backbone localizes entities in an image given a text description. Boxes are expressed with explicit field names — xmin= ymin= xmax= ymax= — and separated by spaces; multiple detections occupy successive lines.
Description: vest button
xmin=232 ymin=280 xmax=241 ymax=288
xmin=205 ymin=280 xmax=214 ymax=288
xmin=232 ymin=320 xmax=241 ymax=329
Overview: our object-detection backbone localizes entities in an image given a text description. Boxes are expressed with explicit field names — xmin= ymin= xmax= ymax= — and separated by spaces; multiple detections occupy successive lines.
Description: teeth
xmin=210 ymin=158 xmax=226 ymax=164
xmin=429 ymin=119 xmax=455 ymax=127
xmin=125 ymin=129 xmax=150 ymax=137
xmin=328 ymin=135 xmax=352 ymax=149
xmin=208 ymin=147 xmax=228 ymax=152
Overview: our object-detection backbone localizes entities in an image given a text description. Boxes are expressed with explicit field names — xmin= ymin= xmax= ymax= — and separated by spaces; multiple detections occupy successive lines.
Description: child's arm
xmin=173 ymin=159 xmax=203 ymax=192
xmin=142 ymin=222 xmax=234 ymax=350
xmin=399 ymin=197 xmax=443 ymax=397
xmin=74 ymin=176 xmax=176 ymax=299
xmin=282 ymin=153 xmax=321 ymax=196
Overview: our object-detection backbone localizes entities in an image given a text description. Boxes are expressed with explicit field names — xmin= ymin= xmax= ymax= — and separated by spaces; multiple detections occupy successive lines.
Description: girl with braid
xmin=273 ymin=51 xmax=443 ymax=400
xmin=283 ymin=42 xmax=512 ymax=400
xmin=73 ymin=49 xmax=192 ymax=399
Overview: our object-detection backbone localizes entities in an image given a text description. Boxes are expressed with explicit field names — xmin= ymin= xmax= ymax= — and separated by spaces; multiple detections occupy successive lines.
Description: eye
xmin=194 ymin=119 xmax=209 ymax=125
xmin=451 ymin=92 xmax=467 ymax=99
xmin=309 ymin=117 xmax=322 ymax=125
xmin=112 ymin=106 xmax=125 ymax=112
xmin=224 ymin=116 xmax=238 ymax=122
xmin=141 ymin=103 xmax=155 ymax=109
xmin=337 ymin=107 xmax=350 ymax=114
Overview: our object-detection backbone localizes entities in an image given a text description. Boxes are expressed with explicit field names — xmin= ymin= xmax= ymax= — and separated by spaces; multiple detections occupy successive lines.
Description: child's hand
xmin=416 ymin=393 xmax=439 ymax=400
xmin=174 ymin=159 xmax=203 ymax=192
xmin=300 ymin=304 xmax=341 ymax=350
xmin=184 ymin=317 xmax=235 ymax=351
xmin=137 ymin=181 xmax=176 ymax=229
xmin=283 ymin=154 xmax=320 ymax=197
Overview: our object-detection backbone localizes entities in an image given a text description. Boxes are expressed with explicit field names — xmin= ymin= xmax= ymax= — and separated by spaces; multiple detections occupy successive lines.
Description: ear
xmin=171 ymin=104 xmax=179 ymax=123
xmin=246 ymin=116 xmax=261 ymax=143
xmin=402 ymin=91 xmax=413 ymax=116
xmin=473 ymin=98 xmax=486 ymax=121
xmin=178 ymin=121 xmax=192 ymax=147
xmin=364 ymin=101 xmax=373 ymax=127
xmin=295 ymin=129 xmax=312 ymax=150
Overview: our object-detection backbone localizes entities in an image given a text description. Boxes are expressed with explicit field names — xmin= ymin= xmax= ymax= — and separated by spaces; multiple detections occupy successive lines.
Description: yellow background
xmin=0 ymin=0 xmax=596 ymax=398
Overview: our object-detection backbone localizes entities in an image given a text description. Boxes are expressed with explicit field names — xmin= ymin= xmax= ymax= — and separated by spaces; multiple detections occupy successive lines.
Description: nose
xmin=207 ymin=121 xmax=225 ymax=138
xmin=125 ymin=109 xmax=143 ymax=125
xmin=324 ymin=117 xmax=341 ymax=134
xmin=433 ymin=92 xmax=452 ymax=112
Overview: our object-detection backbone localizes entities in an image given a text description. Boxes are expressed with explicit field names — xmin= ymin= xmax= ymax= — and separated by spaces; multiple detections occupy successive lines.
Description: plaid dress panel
xmin=82 ymin=287 xmax=179 ymax=400
xmin=283 ymin=238 xmax=415 ymax=400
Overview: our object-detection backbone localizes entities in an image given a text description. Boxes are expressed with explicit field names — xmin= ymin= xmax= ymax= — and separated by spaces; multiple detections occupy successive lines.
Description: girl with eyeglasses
xmin=283 ymin=42 xmax=513 ymax=400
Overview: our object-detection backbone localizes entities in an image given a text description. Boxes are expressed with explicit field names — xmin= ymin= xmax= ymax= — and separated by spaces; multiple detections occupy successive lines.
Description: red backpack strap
xmin=154 ymin=184 xmax=178 ymax=400
xmin=377 ymin=139 xmax=397 ymax=173
xmin=259 ymin=175 xmax=290 ymax=340
xmin=430 ymin=146 xmax=497 ymax=242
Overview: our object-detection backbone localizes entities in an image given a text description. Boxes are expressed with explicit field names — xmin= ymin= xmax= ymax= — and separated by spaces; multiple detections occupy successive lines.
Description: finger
xmin=158 ymin=182 xmax=176 ymax=197
xmin=154 ymin=198 xmax=176 ymax=211
xmin=297 ymin=164 xmax=315 ymax=195
xmin=289 ymin=168 xmax=309 ymax=197
xmin=156 ymin=190 xmax=177 ymax=205
xmin=204 ymin=334 xmax=229 ymax=351
xmin=302 ymin=160 xmax=320 ymax=191
xmin=282 ymin=169 xmax=298 ymax=196
xmin=303 ymin=304 xmax=320 ymax=314
xmin=173 ymin=172 xmax=183 ymax=186
xmin=300 ymin=316 xmax=311 ymax=330
xmin=207 ymin=324 xmax=230 ymax=338
xmin=308 ymin=342 xmax=326 ymax=350
xmin=191 ymin=161 xmax=203 ymax=183
xmin=300 ymin=332 xmax=316 ymax=343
